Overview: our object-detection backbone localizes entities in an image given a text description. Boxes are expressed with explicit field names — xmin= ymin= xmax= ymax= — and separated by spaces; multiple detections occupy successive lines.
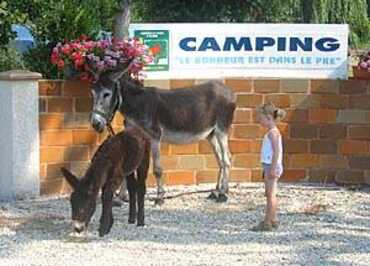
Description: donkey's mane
xmin=118 ymin=80 xmax=144 ymax=97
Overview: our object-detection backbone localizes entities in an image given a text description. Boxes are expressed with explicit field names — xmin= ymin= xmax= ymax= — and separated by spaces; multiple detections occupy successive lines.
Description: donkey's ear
xmin=61 ymin=167 xmax=80 ymax=190
xmin=108 ymin=59 xmax=133 ymax=82
xmin=85 ymin=58 xmax=100 ymax=82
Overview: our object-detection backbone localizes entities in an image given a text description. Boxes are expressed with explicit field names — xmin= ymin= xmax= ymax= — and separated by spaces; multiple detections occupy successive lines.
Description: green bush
xmin=0 ymin=1 xmax=28 ymax=46
xmin=23 ymin=43 xmax=59 ymax=79
xmin=0 ymin=46 xmax=26 ymax=72
xmin=133 ymin=0 xmax=370 ymax=48
xmin=11 ymin=0 xmax=118 ymax=79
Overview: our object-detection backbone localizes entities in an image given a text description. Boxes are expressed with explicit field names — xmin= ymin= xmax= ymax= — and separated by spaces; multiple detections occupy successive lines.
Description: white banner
xmin=129 ymin=23 xmax=349 ymax=79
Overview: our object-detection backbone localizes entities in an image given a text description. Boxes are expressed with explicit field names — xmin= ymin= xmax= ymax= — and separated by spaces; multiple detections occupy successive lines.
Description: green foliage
xmin=23 ymin=43 xmax=59 ymax=79
xmin=301 ymin=0 xmax=370 ymax=47
xmin=0 ymin=1 xmax=27 ymax=46
xmin=8 ymin=0 xmax=117 ymax=44
xmin=8 ymin=0 xmax=118 ymax=78
xmin=0 ymin=46 xmax=26 ymax=72
xmin=132 ymin=0 xmax=262 ymax=22
xmin=256 ymin=0 xmax=302 ymax=22
xmin=133 ymin=0 xmax=370 ymax=47
xmin=2 ymin=0 xmax=370 ymax=77
xmin=132 ymin=0 xmax=303 ymax=22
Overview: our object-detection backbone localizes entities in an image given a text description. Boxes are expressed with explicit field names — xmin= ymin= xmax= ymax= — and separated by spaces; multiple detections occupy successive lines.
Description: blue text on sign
xmin=179 ymin=37 xmax=340 ymax=52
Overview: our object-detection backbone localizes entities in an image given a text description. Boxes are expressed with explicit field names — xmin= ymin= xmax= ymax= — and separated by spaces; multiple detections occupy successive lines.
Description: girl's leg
xmin=264 ymin=175 xmax=279 ymax=224
xmin=251 ymin=168 xmax=279 ymax=231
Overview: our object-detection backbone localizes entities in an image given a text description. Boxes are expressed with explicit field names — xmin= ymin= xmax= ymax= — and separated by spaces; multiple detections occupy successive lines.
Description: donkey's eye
xmin=103 ymin=93 xmax=111 ymax=98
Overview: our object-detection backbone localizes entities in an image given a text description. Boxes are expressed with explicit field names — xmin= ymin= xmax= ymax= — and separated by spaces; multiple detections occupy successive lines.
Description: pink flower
xmin=83 ymin=41 xmax=95 ymax=50
xmin=360 ymin=61 xmax=369 ymax=70
xmin=61 ymin=44 xmax=71 ymax=55
xmin=51 ymin=36 xmax=154 ymax=83
xmin=57 ymin=60 xmax=65 ymax=69
xmin=96 ymin=61 xmax=105 ymax=71
xmin=104 ymin=55 xmax=112 ymax=62
xmin=86 ymin=54 xmax=95 ymax=61
xmin=107 ymin=59 xmax=117 ymax=67
xmin=72 ymin=52 xmax=83 ymax=61
xmin=51 ymin=52 xmax=59 ymax=65
xmin=74 ymin=58 xmax=85 ymax=69
xmin=79 ymin=35 xmax=88 ymax=41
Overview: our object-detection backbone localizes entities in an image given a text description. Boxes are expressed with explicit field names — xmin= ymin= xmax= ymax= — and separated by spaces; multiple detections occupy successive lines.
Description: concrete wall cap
xmin=0 ymin=70 xmax=42 ymax=81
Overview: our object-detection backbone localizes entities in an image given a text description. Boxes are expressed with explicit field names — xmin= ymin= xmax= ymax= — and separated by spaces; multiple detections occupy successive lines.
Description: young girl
xmin=252 ymin=102 xmax=286 ymax=231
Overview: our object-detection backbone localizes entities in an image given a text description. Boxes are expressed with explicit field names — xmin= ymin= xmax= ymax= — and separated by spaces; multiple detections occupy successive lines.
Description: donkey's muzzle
xmin=90 ymin=112 xmax=106 ymax=133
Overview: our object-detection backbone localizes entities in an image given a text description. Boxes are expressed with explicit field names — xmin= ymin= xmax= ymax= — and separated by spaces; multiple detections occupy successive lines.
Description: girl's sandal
xmin=271 ymin=220 xmax=279 ymax=229
xmin=251 ymin=221 xmax=274 ymax=232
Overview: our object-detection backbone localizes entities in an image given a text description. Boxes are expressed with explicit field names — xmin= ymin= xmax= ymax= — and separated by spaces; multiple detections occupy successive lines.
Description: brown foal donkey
xmin=61 ymin=127 xmax=150 ymax=236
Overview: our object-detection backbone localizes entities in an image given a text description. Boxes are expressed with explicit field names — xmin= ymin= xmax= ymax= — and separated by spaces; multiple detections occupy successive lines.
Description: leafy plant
xmin=0 ymin=1 xmax=27 ymax=46
xmin=0 ymin=46 xmax=26 ymax=72
xmin=23 ymin=43 xmax=59 ymax=79
xmin=301 ymin=0 xmax=370 ymax=47
xmin=9 ymin=0 xmax=118 ymax=78
xmin=133 ymin=0 xmax=370 ymax=47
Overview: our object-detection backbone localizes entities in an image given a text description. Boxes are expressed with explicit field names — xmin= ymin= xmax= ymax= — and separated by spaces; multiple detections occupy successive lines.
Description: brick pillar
xmin=0 ymin=70 xmax=42 ymax=201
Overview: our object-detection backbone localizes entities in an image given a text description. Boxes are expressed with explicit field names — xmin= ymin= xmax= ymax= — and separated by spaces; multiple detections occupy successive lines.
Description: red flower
xmin=80 ymin=72 xmax=93 ymax=82
xmin=83 ymin=41 xmax=95 ymax=50
xmin=79 ymin=35 xmax=88 ymax=41
xmin=74 ymin=58 xmax=85 ymax=69
xmin=57 ymin=60 xmax=65 ymax=69
xmin=72 ymin=52 xmax=83 ymax=61
xmin=51 ymin=36 xmax=153 ymax=84
xmin=51 ymin=53 xmax=59 ymax=65
xmin=61 ymin=44 xmax=71 ymax=55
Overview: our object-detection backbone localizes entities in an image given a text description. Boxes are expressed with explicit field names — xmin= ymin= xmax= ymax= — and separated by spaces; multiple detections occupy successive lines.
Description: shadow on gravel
xmin=1 ymin=184 xmax=369 ymax=265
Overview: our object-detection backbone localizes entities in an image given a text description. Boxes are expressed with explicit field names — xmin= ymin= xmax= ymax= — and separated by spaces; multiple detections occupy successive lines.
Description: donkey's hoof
xmin=137 ymin=222 xmax=145 ymax=227
xmin=216 ymin=194 xmax=228 ymax=203
xmin=99 ymin=216 xmax=114 ymax=237
xmin=154 ymin=198 xmax=165 ymax=206
xmin=207 ymin=192 xmax=218 ymax=200
xmin=128 ymin=218 xmax=136 ymax=224
xmin=99 ymin=223 xmax=113 ymax=237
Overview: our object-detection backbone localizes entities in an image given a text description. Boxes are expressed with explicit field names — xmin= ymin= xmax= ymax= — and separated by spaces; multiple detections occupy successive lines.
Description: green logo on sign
xmin=134 ymin=30 xmax=169 ymax=71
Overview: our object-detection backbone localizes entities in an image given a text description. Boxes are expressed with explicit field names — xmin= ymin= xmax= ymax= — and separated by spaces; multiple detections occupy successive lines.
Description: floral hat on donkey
xmin=51 ymin=35 xmax=153 ymax=83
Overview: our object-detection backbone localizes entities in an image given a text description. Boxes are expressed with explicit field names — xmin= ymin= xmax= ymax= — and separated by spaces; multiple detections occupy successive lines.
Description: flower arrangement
xmin=353 ymin=51 xmax=370 ymax=80
xmin=357 ymin=51 xmax=370 ymax=71
xmin=51 ymin=35 xmax=153 ymax=83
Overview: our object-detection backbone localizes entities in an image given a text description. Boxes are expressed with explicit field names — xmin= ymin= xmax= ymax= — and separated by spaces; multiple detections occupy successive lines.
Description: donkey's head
xmin=61 ymin=167 xmax=96 ymax=233
xmin=89 ymin=62 xmax=131 ymax=133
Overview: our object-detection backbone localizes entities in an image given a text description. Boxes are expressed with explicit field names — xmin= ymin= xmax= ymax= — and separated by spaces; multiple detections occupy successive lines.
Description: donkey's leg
xmin=151 ymin=140 xmax=165 ymax=203
xmin=136 ymin=146 xmax=150 ymax=226
xmin=214 ymin=131 xmax=232 ymax=202
xmin=137 ymin=178 xmax=147 ymax=226
xmin=126 ymin=173 xmax=137 ymax=224
xmin=207 ymin=132 xmax=224 ymax=200
xmin=99 ymin=175 xmax=114 ymax=236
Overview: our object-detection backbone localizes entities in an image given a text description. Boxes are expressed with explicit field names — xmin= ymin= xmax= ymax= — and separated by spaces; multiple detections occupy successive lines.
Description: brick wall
xmin=39 ymin=78 xmax=370 ymax=195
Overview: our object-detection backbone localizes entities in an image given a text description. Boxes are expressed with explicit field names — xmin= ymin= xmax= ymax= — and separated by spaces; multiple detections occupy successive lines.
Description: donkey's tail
xmin=217 ymin=101 xmax=236 ymax=132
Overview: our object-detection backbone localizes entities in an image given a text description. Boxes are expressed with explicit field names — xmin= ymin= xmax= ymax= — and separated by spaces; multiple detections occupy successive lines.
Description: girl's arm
xmin=268 ymin=129 xmax=281 ymax=178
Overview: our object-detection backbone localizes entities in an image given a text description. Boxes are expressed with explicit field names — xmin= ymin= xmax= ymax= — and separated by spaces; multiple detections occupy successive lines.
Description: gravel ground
xmin=0 ymin=183 xmax=370 ymax=266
